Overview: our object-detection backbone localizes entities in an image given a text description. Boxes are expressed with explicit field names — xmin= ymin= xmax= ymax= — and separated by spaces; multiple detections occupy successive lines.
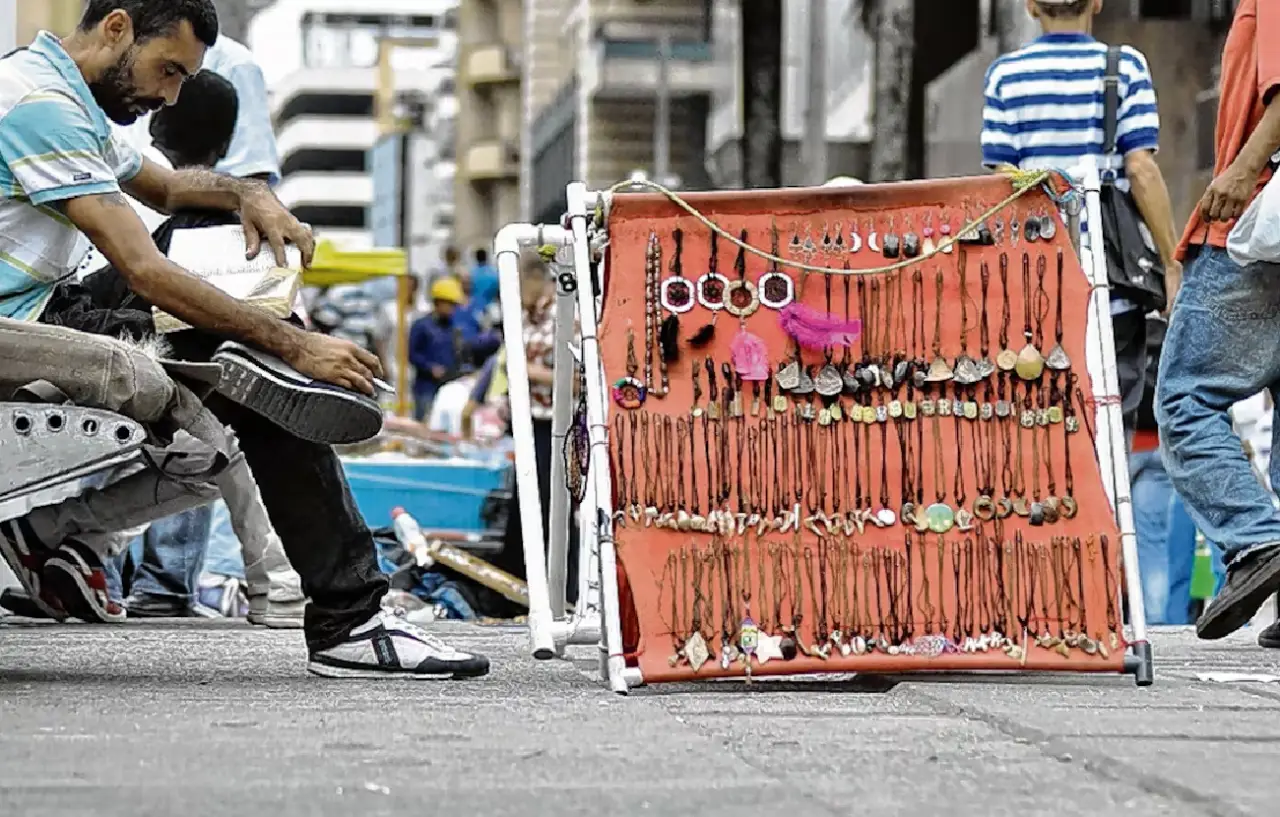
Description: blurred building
xmin=453 ymin=0 xmax=524 ymax=255
xmin=523 ymin=0 xmax=726 ymax=226
xmin=12 ymin=0 xmax=81 ymax=43
xmin=250 ymin=0 xmax=458 ymax=254
xmin=213 ymin=0 xmax=275 ymax=41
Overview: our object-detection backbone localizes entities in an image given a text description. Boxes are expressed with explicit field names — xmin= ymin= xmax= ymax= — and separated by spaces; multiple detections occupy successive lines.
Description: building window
xmin=301 ymin=12 xmax=442 ymax=69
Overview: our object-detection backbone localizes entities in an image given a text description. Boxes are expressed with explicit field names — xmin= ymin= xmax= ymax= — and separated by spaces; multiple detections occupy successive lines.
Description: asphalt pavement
xmin=2 ymin=617 xmax=1279 ymax=817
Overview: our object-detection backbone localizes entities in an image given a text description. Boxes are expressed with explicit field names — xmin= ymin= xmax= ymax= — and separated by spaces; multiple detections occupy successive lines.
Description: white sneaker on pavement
xmin=307 ymin=608 xmax=490 ymax=679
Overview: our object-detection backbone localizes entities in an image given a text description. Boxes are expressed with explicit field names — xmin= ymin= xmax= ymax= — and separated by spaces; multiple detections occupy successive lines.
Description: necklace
xmin=925 ymin=268 xmax=954 ymax=383
xmin=1015 ymin=253 xmax=1045 ymax=381
xmin=995 ymin=252 xmax=1017 ymax=372
xmin=976 ymin=260 xmax=996 ymax=378
xmin=916 ymin=535 xmax=935 ymax=634
xmin=613 ymin=415 xmax=629 ymax=527
xmin=685 ymin=547 xmax=711 ymax=671
xmin=1045 ymin=248 xmax=1071 ymax=371
xmin=954 ymin=408 xmax=975 ymax=532
xmin=644 ymin=234 xmax=659 ymax=395
xmin=925 ymin=405 xmax=954 ymax=533
xmin=953 ymin=250 xmax=981 ymax=385
xmin=875 ymin=419 xmax=896 ymax=527
xmin=664 ymin=551 xmax=685 ymax=666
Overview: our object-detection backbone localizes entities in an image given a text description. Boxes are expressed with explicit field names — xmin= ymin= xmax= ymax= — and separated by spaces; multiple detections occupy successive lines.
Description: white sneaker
xmin=307 ymin=609 xmax=490 ymax=679
xmin=247 ymin=595 xmax=306 ymax=629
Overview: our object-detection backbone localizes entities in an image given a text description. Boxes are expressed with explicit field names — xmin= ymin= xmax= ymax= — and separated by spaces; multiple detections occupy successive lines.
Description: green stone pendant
xmin=925 ymin=502 xmax=955 ymax=534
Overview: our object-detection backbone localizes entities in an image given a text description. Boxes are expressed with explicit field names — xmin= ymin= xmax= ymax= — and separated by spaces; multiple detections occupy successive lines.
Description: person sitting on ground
xmin=0 ymin=0 xmax=487 ymax=678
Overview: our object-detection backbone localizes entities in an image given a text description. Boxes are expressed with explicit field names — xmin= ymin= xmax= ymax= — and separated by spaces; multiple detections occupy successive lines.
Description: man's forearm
xmin=1233 ymin=98 xmax=1280 ymax=175
xmin=162 ymin=168 xmax=259 ymax=212
xmin=130 ymin=256 xmax=305 ymax=361
xmin=1129 ymin=165 xmax=1179 ymax=266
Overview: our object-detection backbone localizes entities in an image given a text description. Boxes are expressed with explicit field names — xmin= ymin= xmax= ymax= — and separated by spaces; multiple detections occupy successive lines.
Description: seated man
xmin=0 ymin=1 xmax=487 ymax=678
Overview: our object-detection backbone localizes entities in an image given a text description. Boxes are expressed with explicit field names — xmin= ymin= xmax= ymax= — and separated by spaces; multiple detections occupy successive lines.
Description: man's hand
xmin=1162 ymin=259 xmax=1182 ymax=318
xmin=1199 ymin=159 xmax=1261 ymax=222
xmin=240 ymin=184 xmax=316 ymax=268
xmin=285 ymin=333 xmax=385 ymax=396
xmin=430 ymin=365 xmax=448 ymax=380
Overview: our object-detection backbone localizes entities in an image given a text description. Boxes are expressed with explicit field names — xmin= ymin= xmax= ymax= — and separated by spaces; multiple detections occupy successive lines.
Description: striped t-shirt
xmin=981 ymin=32 xmax=1160 ymax=314
xmin=0 ymin=32 xmax=143 ymax=320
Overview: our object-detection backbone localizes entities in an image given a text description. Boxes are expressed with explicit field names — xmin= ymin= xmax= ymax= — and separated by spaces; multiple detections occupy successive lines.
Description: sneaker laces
xmin=383 ymin=607 xmax=458 ymax=653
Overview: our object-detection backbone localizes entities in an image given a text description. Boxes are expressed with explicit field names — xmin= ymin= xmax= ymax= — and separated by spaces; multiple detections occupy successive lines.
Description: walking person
xmin=980 ymin=0 xmax=1181 ymax=439
xmin=0 ymin=1 xmax=488 ymax=678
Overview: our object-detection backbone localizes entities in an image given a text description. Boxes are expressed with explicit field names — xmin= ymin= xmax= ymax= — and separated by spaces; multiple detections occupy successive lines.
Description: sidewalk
xmin=1 ymin=619 xmax=1277 ymax=816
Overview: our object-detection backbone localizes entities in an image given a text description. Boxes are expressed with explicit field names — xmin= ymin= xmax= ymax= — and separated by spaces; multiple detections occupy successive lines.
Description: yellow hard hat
xmin=430 ymin=277 xmax=465 ymax=304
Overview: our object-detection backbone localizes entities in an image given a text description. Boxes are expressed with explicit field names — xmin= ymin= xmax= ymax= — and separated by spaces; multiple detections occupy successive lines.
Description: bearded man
xmin=0 ymin=0 xmax=489 ymax=679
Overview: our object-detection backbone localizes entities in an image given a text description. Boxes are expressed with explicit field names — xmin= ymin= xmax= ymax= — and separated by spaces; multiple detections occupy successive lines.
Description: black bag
xmin=1098 ymin=45 xmax=1166 ymax=314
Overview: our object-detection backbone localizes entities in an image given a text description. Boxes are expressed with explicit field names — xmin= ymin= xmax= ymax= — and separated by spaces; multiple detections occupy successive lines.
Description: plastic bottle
xmin=391 ymin=507 xmax=434 ymax=568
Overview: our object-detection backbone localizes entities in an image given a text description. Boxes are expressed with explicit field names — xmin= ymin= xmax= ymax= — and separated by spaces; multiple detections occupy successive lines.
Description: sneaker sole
xmin=214 ymin=349 xmax=382 ymax=445
xmin=43 ymin=555 xmax=121 ymax=624
xmin=1259 ymin=630 xmax=1280 ymax=649
xmin=1197 ymin=548 xmax=1280 ymax=640
xmin=306 ymin=661 xmax=454 ymax=680
xmin=0 ymin=522 xmax=64 ymax=621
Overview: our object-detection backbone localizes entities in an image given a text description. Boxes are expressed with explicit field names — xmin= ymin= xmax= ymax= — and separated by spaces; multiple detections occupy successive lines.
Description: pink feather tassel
xmin=779 ymin=304 xmax=862 ymax=350
xmin=730 ymin=329 xmax=770 ymax=381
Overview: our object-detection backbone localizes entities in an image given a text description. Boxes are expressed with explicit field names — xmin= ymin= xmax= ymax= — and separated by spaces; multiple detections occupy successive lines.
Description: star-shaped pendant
xmin=755 ymin=633 xmax=784 ymax=665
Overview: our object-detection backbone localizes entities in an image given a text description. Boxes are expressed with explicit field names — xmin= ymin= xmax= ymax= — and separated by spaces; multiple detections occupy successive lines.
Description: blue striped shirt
xmin=982 ymin=32 xmax=1160 ymax=314
xmin=0 ymin=32 xmax=142 ymax=320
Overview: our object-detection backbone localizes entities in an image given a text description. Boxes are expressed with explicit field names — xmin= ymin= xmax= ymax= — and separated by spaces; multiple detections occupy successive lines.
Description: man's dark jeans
xmin=40 ymin=263 xmax=386 ymax=651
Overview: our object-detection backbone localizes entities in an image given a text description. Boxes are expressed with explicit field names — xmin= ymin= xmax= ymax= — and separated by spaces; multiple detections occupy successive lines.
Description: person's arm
xmin=1200 ymin=11 xmax=1280 ymax=222
xmin=215 ymin=61 xmax=282 ymax=184
xmin=462 ymin=354 xmax=498 ymax=438
xmin=1116 ymin=49 xmax=1182 ymax=310
xmin=979 ymin=61 xmax=1020 ymax=170
xmin=122 ymin=157 xmax=312 ymax=267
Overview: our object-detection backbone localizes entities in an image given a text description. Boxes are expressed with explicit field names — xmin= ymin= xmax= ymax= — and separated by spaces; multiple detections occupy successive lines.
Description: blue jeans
xmin=1165 ymin=493 xmax=1228 ymax=624
xmin=1130 ymin=449 xmax=1172 ymax=625
xmin=1156 ymin=246 xmax=1280 ymax=565
xmin=127 ymin=505 xmax=215 ymax=607
xmin=202 ymin=500 xmax=244 ymax=580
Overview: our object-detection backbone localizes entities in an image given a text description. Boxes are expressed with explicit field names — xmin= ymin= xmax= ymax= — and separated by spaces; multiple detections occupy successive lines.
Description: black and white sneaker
xmin=212 ymin=341 xmax=384 ymax=445
xmin=43 ymin=540 xmax=126 ymax=624
xmin=308 ymin=609 xmax=491 ymax=679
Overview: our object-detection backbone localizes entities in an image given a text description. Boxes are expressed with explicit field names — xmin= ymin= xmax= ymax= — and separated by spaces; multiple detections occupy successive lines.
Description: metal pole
xmin=654 ymin=32 xmax=672 ymax=184
xmin=802 ymin=0 xmax=828 ymax=186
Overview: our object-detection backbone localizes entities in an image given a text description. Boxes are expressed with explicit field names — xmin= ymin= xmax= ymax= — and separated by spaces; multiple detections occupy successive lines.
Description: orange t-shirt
xmin=1176 ymin=0 xmax=1280 ymax=260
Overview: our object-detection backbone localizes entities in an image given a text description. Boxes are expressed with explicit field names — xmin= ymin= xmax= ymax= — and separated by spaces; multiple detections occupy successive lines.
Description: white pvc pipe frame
xmin=500 ymin=169 xmax=1147 ymax=694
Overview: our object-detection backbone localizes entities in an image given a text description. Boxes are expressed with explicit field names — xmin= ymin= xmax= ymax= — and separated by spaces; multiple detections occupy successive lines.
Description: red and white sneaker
xmin=42 ymin=540 xmax=125 ymax=624
xmin=0 ymin=519 xmax=65 ymax=620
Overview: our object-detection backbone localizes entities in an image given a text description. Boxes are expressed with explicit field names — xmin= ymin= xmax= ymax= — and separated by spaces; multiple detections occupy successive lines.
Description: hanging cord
xmin=600 ymin=169 xmax=1076 ymax=278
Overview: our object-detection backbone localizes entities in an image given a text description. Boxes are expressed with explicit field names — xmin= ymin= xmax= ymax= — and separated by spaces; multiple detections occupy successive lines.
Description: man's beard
xmin=88 ymin=50 xmax=163 ymax=125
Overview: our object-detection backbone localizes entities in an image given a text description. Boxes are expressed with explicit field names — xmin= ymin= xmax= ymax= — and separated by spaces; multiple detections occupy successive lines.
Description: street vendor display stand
xmin=501 ymin=159 xmax=1150 ymax=693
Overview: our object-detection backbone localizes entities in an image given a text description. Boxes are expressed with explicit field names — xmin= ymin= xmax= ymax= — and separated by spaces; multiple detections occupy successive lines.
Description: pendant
xmin=771 ymin=394 xmax=788 ymax=413
xmin=849 ymin=223 xmax=863 ymax=253
xmin=921 ymin=398 xmax=936 ymax=417
xmin=996 ymin=498 xmax=1014 ymax=519
xmin=955 ymin=508 xmax=975 ymax=531
xmin=975 ymin=356 xmax=997 ymax=380
xmin=940 ymin=213 xmax=954 ymax=254
xmin=1024 ymin=216 xmax=1040 ymax=242
xmin=1020 ymin=408 xmax=1035 ymax=428
xmin=1010 ymin=216 xmax=1021 ymax=247
xmin=892 ymin=359 xmax=911 ymax=387
xmin=953 ymin=354 xmax=982 ymax=385
xmin=756 ymin=632 xmax=784 ymax=664
xmin=993 ymin=218 xmax=1005 ymax=245
xmin=883 ymin=231 xmax=901 ymax=259
xmin=612 ymin=377 xmax=647 ymax=409
xmin=926 ymin=355 xmax=954 ymax=382
xmin=1039 ymin=212 xmax=1058 ymax=241
xmin=963 ymin=401 xmax=979 ymax=420
xmin=721 ymin=641 xmax=740 ymax=669
xmin=1066 ymin=416 xmax=1080 ymax=434
xmin=938 ymin=398 xmax=952 ymax=417
xmin=660 ymin=277 xmax=695 ymax=313
xmin=876 ymin=404 xmax=888 ymax=423
xmin=1042 ymin=497 xmax=1060 ymax=524
xmin=995 ymin=399 xmax=1011 ymax=418
xmin=1012 ymin=497 xmax=1031 ymax=518
xmin=739 ymin=616 xmax=760 ymax=659
xmin=914 ymin=511 xmax=930 ymax=533
xmin=775 ymin=360 xmax=801 ymax=391
xmin=684 ymin=632 xmax=710 ymax=672
xmin=794 ymin=366 xmax=816 ymax=395
xmin=867 ymin=220 xmax=881 ymax=253
xmin=818 ymin=408 xmax=832 ymax=426
xmin=1048 ymin=405 xmax=1064 ymax=424
xmin=724 ymin=280 xmax=760 ymax=318
xmin=758 ymin=272 xmax=795 ymax=310
xmin=1059 ymin=496 xmax=1079 ymax=519
xmin=925 ymin=502 xmax=955 ymax=533
xmin=904 ymin=399 xmax=918 ymax=419
xmin=1029 ymin=502 xmax=1045 ymax=526
xmin=889 ymin=399 xmax=903 ymax=419
xmin=1015 ymin=341 xmax=1045 ymax=381
xmin=815 ymin=363 xmax=844 ymax=397
xmin=978 ymin=221 xmax=994 ymax=245
xmin=901 ymin=502 xmax=916 ymax=525
xmin=830 ymin=401 xmax=843 ymax=421
xmin=973 ymin=495 xmax=996 ymax=521
xmin=708 ymin=400 xmax=721 ymax=420
xmin=875 ymin=507 xmax=898 ymax=527
xmin=980 ymin=402 xmax=994 ymax=420
xmin=1045 ymin=343 xmax=1071 ymax=371
xmin=696 ymin=273 xmax=729 ymax=311
xmin=779 ymin=632 xmax=799 ymax=660
xmin=903 ymin=231 xmax=920 ymax=258
xmin=996 ymin=349 xmax=1018 ymax=372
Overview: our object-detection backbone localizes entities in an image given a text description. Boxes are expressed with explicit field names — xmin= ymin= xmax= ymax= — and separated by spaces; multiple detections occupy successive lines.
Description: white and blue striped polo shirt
xmin=0 ymin=31 xmax=143 ymax=320
xmin=981 ymin=32 xmax=1160 ymax=314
